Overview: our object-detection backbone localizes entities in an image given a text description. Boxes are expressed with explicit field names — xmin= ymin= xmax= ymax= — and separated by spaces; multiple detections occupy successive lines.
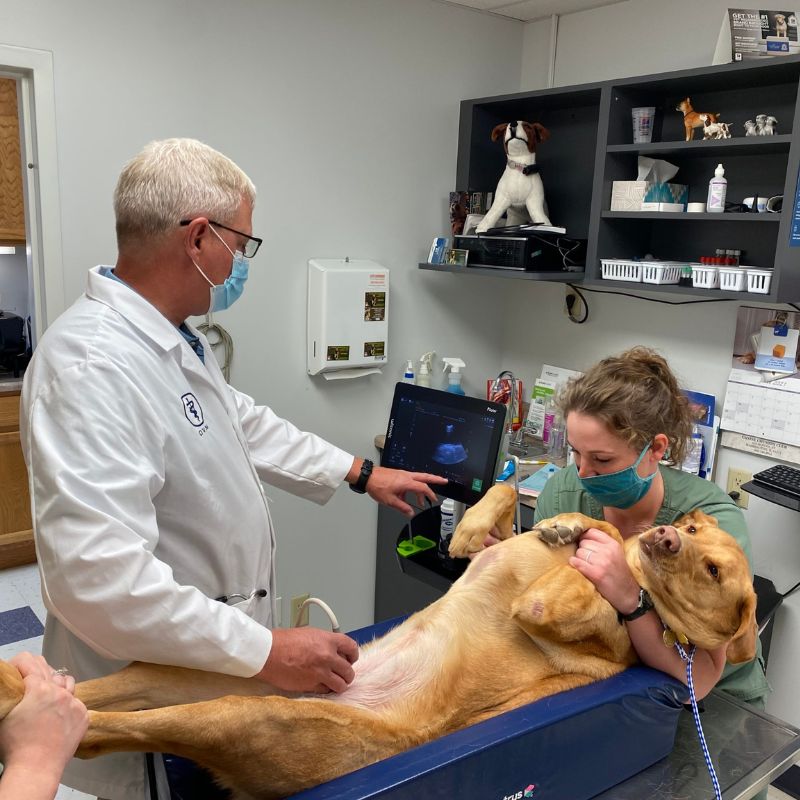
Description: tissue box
xmin=610 ymin=181 xmax=688 ymax=211
xmin=643 ymin=182 xmax=688 ymax=207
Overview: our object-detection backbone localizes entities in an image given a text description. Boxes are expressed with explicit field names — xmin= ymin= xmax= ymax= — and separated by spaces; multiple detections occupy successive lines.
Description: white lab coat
xmin=20 ymin=266 xmax=354 ymax=800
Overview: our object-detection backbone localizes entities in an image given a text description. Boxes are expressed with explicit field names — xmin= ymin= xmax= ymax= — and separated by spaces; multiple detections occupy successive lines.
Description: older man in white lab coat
xmin=20 ymin=138 xmax=445 ymax=800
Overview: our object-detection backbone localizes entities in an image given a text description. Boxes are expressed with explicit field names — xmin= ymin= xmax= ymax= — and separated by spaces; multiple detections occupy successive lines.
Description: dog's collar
xmin=507 ymin=159 xmax=539 ymax=176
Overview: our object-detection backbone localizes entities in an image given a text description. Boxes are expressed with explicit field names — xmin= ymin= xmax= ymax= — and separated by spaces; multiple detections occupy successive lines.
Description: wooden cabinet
xmin=0 ymin=390 xmax=35 ymax=568
xmin=436 ymin=55 xmax=800 ymax=301
xmin=0 ymin=77 xmax=25 ymax=245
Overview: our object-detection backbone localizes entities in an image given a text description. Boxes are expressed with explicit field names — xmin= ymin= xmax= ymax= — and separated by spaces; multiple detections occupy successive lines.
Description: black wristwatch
xmin=617 ymin=587 xmax=654 ymax=623
xmin=349 ymin=459 xmax=374 ymax=494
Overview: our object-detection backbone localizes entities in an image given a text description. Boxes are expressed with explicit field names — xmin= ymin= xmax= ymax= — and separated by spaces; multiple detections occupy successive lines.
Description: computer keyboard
xmin=752 ymin=464 xmax=800 ymax=498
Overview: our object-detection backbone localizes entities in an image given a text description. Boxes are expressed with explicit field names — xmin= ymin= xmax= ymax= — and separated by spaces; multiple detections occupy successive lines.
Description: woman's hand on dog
xmin=365 ymin=466 xmax=448 ymax=517
xmin=256 ymin=628 xmax=360 ymax=694
xmin=569 ymin=528 xmax=641 ymax=615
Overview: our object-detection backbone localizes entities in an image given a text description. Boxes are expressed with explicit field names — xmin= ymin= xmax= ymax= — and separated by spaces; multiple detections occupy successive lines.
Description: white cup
xmin=632 ymin=107 xmax=656 ymax=143
xmin=687 ymin=202 xmax=706 ymax=213
xmin=743 ymin=196 xmax=768 ymax=213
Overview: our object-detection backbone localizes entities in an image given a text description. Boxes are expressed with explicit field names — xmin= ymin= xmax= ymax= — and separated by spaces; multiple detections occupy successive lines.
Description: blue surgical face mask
xmin=578 ymin=442 xmax=655 ymax=509
xmin=192 ymin=227 xmax=249 ymax=313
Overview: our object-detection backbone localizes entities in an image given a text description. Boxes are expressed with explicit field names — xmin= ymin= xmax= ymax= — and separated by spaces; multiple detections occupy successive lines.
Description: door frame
xmin=0 ymin=43 xmax=64 ymax=345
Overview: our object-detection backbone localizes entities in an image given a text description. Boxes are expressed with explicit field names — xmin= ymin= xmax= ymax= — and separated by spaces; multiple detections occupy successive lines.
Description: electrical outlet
xmin=291 ymin=593 xmax=310 ymax=627
xmin=726 ymin=468 xmax=753 ymax=509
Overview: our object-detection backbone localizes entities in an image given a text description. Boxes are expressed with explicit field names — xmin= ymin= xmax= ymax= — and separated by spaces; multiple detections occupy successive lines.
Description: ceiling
xmin=435 ymin=0 xmax=629 ymax=23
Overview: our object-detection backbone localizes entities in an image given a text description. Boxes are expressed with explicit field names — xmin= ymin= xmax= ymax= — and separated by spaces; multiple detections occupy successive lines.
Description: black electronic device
xmin=454 ymin=233 xmax=586 ymax=271
xmin=752 ymin=464 xmax=800 ymax=498
xmin=381 ymin=383 xmax=506 ymax=507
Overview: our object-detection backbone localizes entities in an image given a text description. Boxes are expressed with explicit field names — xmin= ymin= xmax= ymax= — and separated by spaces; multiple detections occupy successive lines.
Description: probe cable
xmin=197 ymin=314 xmax=234 ymax=382
xmin=293 ymin=597 xmax=341 ymax=633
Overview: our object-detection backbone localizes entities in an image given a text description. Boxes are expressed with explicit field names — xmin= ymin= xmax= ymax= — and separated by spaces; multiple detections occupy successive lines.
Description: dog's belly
xmin=328 ymin=620 xmax=450 ymax=711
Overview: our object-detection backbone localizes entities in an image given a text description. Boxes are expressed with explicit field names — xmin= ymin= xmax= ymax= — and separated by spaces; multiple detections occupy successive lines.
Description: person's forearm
xmin=0 ymin=762 xmax=62 ymax=800
xmin=625 ymin=611 xmax=725 ymax=699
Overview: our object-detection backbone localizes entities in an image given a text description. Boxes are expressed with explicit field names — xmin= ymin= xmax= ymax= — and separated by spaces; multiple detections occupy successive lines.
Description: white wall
xmin=0 ymin=0 xmax=525 ymax=631
xmin=517 ymin=0 xmax=800 ymax=725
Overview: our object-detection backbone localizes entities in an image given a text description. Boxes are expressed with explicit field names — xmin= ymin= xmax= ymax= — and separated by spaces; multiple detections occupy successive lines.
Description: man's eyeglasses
xmin=179 ymin=219 xmax=263 ymax=259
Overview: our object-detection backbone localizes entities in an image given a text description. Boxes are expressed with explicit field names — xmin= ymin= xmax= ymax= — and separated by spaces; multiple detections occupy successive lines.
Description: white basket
xmin=691 ymin=264 xmax=719 ymax=289
xmin=745 ymin=268 xmax=773 ymax=294
xmin=600 ymin=259 xmax=642 ymax=282
xmin=718 ymin=266 xmax=746 ymax=292
xmin=641 ymin=262 xmax=682 ymax=285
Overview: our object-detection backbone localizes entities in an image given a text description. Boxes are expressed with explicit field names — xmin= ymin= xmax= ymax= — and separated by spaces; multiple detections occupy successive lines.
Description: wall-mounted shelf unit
xmin=418 ymin=262 xmax=584 ymax=281
xmin=434 ymin=55 xmax=800 ymax=302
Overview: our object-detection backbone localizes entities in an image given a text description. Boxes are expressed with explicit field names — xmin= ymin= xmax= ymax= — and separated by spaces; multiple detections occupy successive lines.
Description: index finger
xmin=578 ymin=527 xmax=614 ymax=545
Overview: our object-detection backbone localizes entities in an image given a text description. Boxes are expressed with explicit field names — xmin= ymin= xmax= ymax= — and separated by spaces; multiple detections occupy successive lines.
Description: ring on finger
xmin=585 ymin=549 xmax=593 ymax=564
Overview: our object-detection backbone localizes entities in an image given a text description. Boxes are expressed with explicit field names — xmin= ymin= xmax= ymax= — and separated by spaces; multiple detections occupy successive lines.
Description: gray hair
xmin=113 ymin=138 xmax=257 ymax=250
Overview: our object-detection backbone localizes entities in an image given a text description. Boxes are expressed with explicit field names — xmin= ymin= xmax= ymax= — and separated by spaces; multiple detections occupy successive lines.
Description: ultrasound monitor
xmin=381 ymin=383 xmax=506 ymax=507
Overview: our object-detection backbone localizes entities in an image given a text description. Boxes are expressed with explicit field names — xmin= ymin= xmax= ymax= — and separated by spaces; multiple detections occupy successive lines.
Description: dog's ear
xmin=725 ymin=588 xmax=758 ymax=664
xmin=529 ymin=122 xmax=550 ymax=146
xmin=675 ymin=509 xmax=718 ymax=528
xmin=490 ymin=123 xmax=508 ymax=143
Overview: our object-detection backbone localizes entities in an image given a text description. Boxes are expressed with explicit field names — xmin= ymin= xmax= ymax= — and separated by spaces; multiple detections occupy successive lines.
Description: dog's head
xmin=775 ymin=13 xmax=786 ymax=24
xmin=637 ymin=510 xmax=757 ymax=664
xmin=490 ymin=121 xmax=550 ymax=156
xmin=677 ymin=97 xmax=691 ymax=113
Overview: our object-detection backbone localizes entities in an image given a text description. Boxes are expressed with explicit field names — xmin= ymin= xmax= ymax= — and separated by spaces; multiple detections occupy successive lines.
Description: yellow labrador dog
xmin=0 ymin=485 xmax=757 ymax=800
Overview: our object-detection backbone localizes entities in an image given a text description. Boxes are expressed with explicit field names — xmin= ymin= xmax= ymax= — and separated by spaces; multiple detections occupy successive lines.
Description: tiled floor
xmin=0 ymin=562 xmax=794 ymax=800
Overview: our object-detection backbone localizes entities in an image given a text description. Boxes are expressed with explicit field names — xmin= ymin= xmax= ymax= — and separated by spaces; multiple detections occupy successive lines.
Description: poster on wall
xmin=727 ymin=8 xmax=799 ymax=60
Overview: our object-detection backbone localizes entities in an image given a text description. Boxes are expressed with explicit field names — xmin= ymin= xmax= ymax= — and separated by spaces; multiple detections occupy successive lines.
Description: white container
xmin=437 ymin=497 xmax=456 ymax=562
xmin=692 ymin=264 xmax=719 ymax=289
xmin=718 ymin=266 xmax=747 ymax=292
xmin=642 ymin=262 xmax=681 ymax=284
xmin=600 ymin=259 xmax=642 ymax=282
xmin=706 ymin=163 xmax=727 ymax=213
xmin=745 ymin=268 xmax=773 ymax=294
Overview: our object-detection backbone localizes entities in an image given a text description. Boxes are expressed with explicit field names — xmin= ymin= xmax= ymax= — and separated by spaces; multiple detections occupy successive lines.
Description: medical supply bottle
xmin=402 ymin=360 xmax=415 ymax=384
xmin=706 ymin=164 xmax=727 ymax=213
xmin=442 ymin=358 xmax=466 ymax=395
xmin=681 ymin=425 xmax=704 ymax=475
xmin=417 ymin=351 xmax=434 ymax=388
xmin=437 ymin=497 xmax=456 ymax=567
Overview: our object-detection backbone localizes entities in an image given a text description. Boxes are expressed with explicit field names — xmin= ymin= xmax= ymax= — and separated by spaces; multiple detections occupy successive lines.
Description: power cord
xmin=293 ymin=597 xmax=341 ymax=632
xmin=565 ymin=285 xmax=589 ymax=324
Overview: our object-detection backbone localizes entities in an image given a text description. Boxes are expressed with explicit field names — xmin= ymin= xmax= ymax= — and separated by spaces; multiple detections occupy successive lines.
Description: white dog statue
xmin=476 ymin=120 xmax=551 ymax=233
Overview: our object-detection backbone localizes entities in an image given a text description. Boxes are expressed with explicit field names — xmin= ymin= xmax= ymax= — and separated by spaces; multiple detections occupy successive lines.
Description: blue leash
xmin=673 ymin=641 xmax=723 ymax=800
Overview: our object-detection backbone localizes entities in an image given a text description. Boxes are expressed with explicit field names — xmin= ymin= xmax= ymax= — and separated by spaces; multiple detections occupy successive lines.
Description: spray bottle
xmin=442 ymin=358 xmax=466 ymax=395
xmin=402 ymin=360 xmax=415 ymax=385
xmin=417 ymin=351 xmax=435 ymax=388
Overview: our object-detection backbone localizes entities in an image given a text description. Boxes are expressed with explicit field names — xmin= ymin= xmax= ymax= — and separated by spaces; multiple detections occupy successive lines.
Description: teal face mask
xmin=578 ymin=443 xmax=655 ymax=509
xmin=193 ymin=227 xmax=250 ymax=313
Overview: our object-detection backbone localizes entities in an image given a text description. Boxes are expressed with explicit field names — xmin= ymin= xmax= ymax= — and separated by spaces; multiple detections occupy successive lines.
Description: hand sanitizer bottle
xmin=706 ymin=164 xmax=727 ymax=213
xmin=402 ymin=360 xmax=415 ymax=384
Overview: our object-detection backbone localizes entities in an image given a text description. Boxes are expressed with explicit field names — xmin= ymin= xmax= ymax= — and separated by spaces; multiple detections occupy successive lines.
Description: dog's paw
xmin=533 ymin=514 xmax=589 ymax=547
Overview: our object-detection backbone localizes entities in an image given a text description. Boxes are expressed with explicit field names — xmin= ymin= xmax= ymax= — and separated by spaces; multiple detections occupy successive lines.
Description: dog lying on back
xmin=0 ymin=485 xmax=757 ymax=800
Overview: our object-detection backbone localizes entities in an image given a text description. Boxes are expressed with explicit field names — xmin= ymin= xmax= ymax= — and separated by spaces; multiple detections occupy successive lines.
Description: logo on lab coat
xmin=181 ymin=393 xmax=205 ymax=427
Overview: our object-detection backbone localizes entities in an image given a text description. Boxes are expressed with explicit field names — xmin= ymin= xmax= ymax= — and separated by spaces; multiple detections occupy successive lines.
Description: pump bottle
xmin=706 ymin=164 xmax=727 ymax=213
xmin=442 ymin=358 xmax=466 ymax=395
xmin=417 ymin=351 xmax=434 ymax=388
xmin=402 ymin=360 xmax=415 ymax=385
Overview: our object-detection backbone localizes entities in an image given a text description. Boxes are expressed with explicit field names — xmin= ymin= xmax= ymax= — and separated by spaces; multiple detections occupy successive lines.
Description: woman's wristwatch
xmin=617 ymin=587 xmax=654 ymax=623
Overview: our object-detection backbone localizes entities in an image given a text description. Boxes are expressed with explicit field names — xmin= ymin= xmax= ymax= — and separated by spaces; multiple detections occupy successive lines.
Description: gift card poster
xmin=755 ymin=321 xmax=799 ymax=373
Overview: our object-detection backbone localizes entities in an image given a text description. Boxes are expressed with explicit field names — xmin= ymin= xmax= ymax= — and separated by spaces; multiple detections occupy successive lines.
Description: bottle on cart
xmin=417 ymin=351 xmax=434 ymax=388
xmin=706 ymin=164 xmax=727 ymax=213
xmin=442 ymin=358 xmax=466 ymax=395
xmin=402 ymin=360 xmax=415 ymax=384
xmin=438 ymin=497 xmax=457 ymax=567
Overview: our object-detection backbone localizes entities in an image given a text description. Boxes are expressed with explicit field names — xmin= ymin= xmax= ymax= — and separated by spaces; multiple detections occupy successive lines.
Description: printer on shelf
xmin=454 ymin=230 xmax=586 ymax=272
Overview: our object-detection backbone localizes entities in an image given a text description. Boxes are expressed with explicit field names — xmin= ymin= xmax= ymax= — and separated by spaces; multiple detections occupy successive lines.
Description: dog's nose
xmin=653 ymin=526 xmax=681 ymax=554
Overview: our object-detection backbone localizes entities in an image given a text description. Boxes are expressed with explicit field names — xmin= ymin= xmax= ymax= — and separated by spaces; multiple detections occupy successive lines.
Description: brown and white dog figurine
xmin=0 ymin=485 xmax=758 ymax=800
xmin=677 ymin=97 xmax=719 ymax=141
xmin=476 ymin=120 xmax=551 ymax=232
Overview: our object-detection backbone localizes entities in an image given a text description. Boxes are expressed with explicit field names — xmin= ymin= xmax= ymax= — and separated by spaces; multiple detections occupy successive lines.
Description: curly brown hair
xmin=558 ymin=347 xmax=693 ymax=465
